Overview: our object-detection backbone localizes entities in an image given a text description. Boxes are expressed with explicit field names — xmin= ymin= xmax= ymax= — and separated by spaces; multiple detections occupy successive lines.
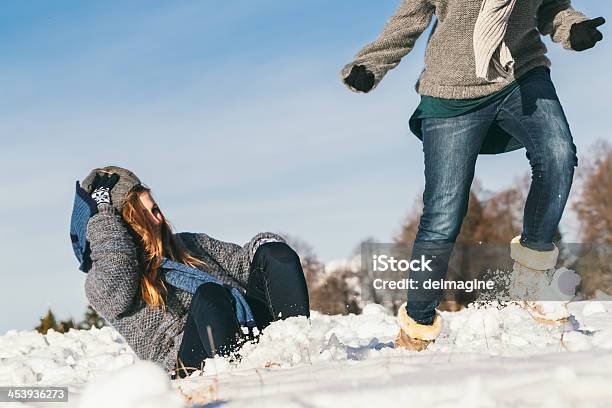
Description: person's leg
xmin=495 ymin=69 xmax=578 ymax=250
xmin=175 ymin=313 xmax=207 ymax=378
xmin=245 ymin=242 xmax=310 ymax=329
xmin=407 ymin=112 xmax=492 ymax=325
xmin=176 ymin=282 xmax=242 ymax=377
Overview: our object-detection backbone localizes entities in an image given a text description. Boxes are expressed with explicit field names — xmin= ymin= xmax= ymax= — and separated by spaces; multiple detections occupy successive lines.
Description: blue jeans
xmin=407 ymin=69 xmax=578 ymax=325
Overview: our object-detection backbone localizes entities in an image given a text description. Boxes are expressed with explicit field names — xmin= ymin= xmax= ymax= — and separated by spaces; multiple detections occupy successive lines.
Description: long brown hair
xmin=122 ymin=185 xmax=206 ymax=309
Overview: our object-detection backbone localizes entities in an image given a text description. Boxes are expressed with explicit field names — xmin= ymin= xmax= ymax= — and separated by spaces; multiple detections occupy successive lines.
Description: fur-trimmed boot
xmin=395 ymin=303 xmax=442 ymax=351
xmin=509 ymin=236 xmax=579 ymax=324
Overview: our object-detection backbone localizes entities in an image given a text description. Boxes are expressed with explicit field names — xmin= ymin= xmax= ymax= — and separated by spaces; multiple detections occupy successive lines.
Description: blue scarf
xmin=69 ymin=182 xmax=255 ymax=327
xmin=161 ymin=259 xmax=255 ymax=327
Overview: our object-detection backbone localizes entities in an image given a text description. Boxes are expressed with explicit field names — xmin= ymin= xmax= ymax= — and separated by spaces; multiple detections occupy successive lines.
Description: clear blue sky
xmin=0 ymin=1 xmax=610 ymax=333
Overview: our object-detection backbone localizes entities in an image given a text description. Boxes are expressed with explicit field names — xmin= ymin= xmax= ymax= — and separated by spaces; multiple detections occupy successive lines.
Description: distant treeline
xmin=35 ymin=306 xmax=105 ymax=334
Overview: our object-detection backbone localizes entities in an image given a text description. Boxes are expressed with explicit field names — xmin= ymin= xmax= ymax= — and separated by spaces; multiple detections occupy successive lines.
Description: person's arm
xmin=177 ymin=232 xmax=285 ymax=286
xmin=341 ymin=0 xmax=435 ymax=93
xmin=84 ymin=204 xmax=142 ymax=320
xmin=537 ymin=0 xmax=604 ymax=51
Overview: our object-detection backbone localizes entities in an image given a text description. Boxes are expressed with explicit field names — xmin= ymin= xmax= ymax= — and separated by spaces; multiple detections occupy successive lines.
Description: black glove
xmin=570 ymin=17 xmax=605 ymax=51
xmin=345 ymin=65 xmax=375 ymax=93
xmin=89 ymin=173 xmax=120 ymax=206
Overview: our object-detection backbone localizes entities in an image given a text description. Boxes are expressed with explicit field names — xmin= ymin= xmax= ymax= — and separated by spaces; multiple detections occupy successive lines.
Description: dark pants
xmin=407 ymin=69 xmax=578 ymax=325
xmin=176 ymin=242 xmax=309 ymax=376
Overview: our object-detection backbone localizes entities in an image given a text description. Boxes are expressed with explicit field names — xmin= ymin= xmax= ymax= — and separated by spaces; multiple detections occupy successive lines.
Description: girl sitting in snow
xmin=70 ymin=166 xmax=310 ymax=378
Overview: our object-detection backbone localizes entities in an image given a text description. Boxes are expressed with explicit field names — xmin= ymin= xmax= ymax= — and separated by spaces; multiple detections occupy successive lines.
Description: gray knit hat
xmin=81 ymin=166 xmax=142 ymax=212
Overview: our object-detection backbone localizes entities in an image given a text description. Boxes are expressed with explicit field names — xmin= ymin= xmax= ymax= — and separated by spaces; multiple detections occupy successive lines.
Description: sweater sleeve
xmin=537 ymin=0 xmax=589 ymax=50
xmin=84 ymin=204 xmax=142 ymax=320
xmin=177 ymin=232 xmax=286 ymax=286
xmin=340 ymin=0 xmax=435 ymax=92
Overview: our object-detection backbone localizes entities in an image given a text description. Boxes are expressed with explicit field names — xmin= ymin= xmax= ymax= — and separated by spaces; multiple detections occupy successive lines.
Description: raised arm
xmin=177 ymin=231 xmax=285 ymax=286
xmin=84 ymin=204 xmax=142 ymax=320
xmin=537 ymin=0 xmax=593 ymax=50
xmin=341 ymin=0 xmax=435 ymax=93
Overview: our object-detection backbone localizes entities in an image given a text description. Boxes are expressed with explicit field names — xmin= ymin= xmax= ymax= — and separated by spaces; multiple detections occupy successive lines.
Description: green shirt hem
xmin=409 ymin=67 xmax=549 ymax=155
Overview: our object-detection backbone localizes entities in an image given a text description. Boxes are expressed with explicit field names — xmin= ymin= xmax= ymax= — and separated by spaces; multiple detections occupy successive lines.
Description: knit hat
xmin=81 ymin=166 xmax=142 ymax=212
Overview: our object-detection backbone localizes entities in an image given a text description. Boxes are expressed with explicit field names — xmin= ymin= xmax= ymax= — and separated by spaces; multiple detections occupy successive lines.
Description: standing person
xmin=70 ymin=166 xmax=310 ymax=377
xmin=340 ymin=1 xmax=604 ymax=350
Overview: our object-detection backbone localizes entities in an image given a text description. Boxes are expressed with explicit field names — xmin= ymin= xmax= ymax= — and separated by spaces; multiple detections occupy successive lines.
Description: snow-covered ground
xmin=2 ymin=301 xmax=612 ymax=407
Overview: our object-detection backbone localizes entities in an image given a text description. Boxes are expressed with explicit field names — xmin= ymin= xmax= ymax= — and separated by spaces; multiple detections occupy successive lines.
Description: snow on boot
xmin=395 ymin=303 xmax=441 ymax=351
xmin=509 ymin=236 xmax=575 ymax=324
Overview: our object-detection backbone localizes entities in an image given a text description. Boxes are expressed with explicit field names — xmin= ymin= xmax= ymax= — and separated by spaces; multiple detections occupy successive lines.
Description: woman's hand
xmin=570 ymin=17 xmax=605 ymax=51
xmin=89 ymin=173 xmax=120 ymax=206
xmin=344 ymin=65 xmax=375 ymax=93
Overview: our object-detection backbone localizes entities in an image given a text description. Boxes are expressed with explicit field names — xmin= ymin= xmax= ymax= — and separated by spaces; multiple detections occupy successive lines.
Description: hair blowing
xmin=121 ymin=185 xmax=207 ymax=309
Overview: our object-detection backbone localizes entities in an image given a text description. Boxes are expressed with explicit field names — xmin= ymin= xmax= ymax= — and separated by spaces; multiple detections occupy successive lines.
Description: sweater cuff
xmin=248 ymin=233 xmax=286 ymax=261
xmin=96 ymin=203 xmax=119 ymax=215
xmin=86 ymin=204 xmax=120 ymax=237
xmin=251 ymin=238 xmax=282 ymax=259
xmin=557 ymin=9 xmax=589 ymax=50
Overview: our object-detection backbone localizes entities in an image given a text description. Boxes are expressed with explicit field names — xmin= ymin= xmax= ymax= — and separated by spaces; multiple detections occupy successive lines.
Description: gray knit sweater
xmin=341 ymin=0 xmax=589 ymax=99
xmin=84 ymin=204 xmax=284 ymax=373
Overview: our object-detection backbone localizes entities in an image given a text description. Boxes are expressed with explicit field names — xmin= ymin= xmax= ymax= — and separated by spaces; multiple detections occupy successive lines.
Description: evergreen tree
xmin=78 ymin=306 xmax=106 ymax=330
xmin=35 ymin=309 xmax=58 ymax=335
xmin=35 ymin=309 xmax=75 ymax=334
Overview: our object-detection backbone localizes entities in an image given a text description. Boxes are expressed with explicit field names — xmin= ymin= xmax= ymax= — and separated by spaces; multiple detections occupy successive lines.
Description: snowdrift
xmin=2 ymin=301 xmax=612 ymax=407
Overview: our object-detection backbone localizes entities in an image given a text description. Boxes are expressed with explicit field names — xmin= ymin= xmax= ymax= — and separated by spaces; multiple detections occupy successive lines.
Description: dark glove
xmin=570 ymin=17 xmax=605 ymax=51
xmin=345 ymin=65 xmax=375 ymax=93
xmin=89 ymin=173 xmax=120 ymax=206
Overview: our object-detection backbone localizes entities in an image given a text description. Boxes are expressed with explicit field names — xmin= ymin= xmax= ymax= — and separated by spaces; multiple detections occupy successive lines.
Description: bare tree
xmin=571 ymin=142 xmax=612 ymax=297
xmin=282 ymin=234 xmax=325 ymax=288
xmin=573 ymin=142 xmax=612 ymax=245
xmin=282 ymin=234 xmax=362 ymax=314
